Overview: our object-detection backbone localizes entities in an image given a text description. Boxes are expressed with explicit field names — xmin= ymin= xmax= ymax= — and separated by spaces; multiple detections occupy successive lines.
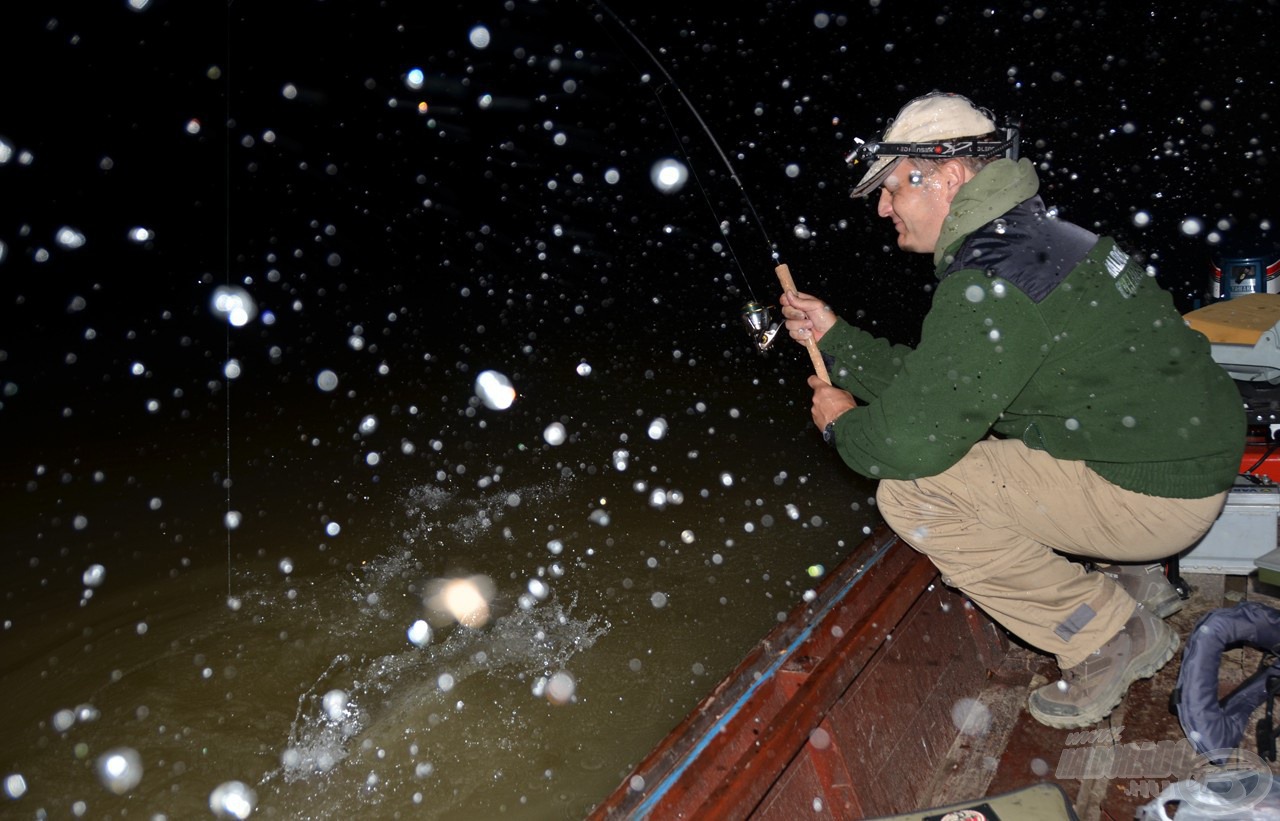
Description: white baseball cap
xmin=849 ymin=92 xmax=998 ymax=198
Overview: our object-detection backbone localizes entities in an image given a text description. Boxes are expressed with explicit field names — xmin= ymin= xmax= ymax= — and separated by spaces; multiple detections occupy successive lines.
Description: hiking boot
xmin=1100 ymin=562 xmax=1183 ymax=618
xmin=1027 ymin=604 xmax=1179 ymax=729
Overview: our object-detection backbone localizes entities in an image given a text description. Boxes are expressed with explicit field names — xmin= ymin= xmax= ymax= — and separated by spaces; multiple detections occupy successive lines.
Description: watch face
xmin=823 ymin=421 xmax=836 ymax=444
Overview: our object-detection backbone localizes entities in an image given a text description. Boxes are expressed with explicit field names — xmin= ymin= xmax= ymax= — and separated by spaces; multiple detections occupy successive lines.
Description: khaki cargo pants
xmin=876 ymin=439 xmax=1228 ymax=668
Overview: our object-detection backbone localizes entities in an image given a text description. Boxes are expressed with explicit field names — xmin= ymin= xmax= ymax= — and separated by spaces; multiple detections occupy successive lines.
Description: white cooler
xmin=1178 ymin=479 xmax=1280 ymax=574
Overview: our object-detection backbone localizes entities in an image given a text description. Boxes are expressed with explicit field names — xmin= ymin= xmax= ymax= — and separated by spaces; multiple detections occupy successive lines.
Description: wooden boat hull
xmin=591 ymin=525 xmax=1009 ymax=819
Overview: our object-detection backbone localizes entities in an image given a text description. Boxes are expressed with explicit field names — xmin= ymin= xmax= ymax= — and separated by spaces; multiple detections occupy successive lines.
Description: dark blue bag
xmin=1171 ymin=601 xmax=1280 ymax=760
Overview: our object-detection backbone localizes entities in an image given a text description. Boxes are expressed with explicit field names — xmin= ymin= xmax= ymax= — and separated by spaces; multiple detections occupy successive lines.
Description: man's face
xmin=875 ymin=159 xmax=953 ymax=254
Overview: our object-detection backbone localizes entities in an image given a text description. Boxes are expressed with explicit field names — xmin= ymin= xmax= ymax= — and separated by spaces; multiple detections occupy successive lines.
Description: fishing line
xmin=591 ymin=1 xmax=781 ymax=271
xmin=223 ymin=6 xmax=234 ymax=599
xmin=649 ymin=85 xmax=760 ymax=303
xmin=589 ymin=2 xmax=830 ymax=381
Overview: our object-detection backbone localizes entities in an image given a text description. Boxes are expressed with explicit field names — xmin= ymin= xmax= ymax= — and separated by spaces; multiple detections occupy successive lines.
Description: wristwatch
xmin=822 ymin=419 xmax=838 ymax=446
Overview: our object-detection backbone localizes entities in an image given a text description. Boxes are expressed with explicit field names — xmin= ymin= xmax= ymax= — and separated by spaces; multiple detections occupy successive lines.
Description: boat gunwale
xmin=591 ymin=524 xmax=923 ymax=818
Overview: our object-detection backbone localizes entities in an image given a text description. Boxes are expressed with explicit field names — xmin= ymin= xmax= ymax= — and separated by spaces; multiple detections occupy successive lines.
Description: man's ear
xmin=940 ymin=160 xmax=974 ymax=202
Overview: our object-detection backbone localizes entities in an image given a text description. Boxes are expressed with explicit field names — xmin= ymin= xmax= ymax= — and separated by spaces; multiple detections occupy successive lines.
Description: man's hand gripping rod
xmin=774 ymin=263 xmax=830 ymax=385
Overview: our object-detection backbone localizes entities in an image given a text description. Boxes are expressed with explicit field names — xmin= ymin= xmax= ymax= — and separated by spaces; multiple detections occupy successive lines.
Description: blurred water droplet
xmin=528 ymin=578 xmax=550 ymax=600
xmin=475 ymin=370 xmax=516 ymax=410
xmin=209 ymin=780 xmax=257 ymax=819
xmin=322 ymin=689 xmax=349 ymax=722
xmin=650 ymin=592 xmax=668 ymax=608
xmin=650 ymin=158 xmax=688 ymax=193
xmin=468 ymin=25 xmax=491 ymax=49
xmin=612 ymin=449 xmax=630 ymax=471
xmin=543 ymin=423 xmax=567 ymax=446
xmin=4 ymin=773 xmax=27 ymax=799
xmin=55 ymin=226 xmax=87 ymax=249
xmin=96 ymin=747 xmax=143 ymax=795
xmin=647 ymin=418 xmax=668 ymax=440
xmin=545 ymin=671 xmax=576 ymax=705
xmin=951 ymin=697 xmax=992 ymax=736
xmin=53 ymin=709 xmax=76 ymax=732
xmin=210 ymin=286 xmax=258 ymax=327
xmin=426 ymin=575 xmax=495 ymax=627
xmin=407 ymin=619 xmax=432 ymax=647
xmin=315 ymin=369 xmax=339 ymax=392
xmin=82 ymin=564 xmax=106 ymax=588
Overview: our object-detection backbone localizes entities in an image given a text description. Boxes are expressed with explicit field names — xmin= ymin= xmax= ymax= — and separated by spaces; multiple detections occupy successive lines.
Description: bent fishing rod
xmin=591 ymin=2 xmax=830 ymax=384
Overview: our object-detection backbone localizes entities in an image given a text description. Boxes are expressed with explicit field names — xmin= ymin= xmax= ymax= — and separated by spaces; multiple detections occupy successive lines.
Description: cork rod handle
xmin=774 ymin=263 xmax=830 ymax=384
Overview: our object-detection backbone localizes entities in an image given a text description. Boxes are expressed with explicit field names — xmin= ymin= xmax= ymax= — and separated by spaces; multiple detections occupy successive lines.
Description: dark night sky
xmin=1 ymin=0 xmax=1276 ymax=458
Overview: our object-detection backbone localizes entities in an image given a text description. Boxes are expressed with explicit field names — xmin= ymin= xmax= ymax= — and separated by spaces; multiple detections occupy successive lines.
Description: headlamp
xmin=844 ymin=125 xmax=1022 ymax=169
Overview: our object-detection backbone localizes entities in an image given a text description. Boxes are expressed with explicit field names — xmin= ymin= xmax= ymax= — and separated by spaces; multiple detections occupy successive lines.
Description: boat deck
xmin=928 ymin=571 xmax=1280 ymax=821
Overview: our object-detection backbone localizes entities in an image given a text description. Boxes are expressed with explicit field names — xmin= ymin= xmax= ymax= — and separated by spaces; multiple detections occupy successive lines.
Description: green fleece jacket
xmin=820 ymin=158 xmax=1244 ymax=499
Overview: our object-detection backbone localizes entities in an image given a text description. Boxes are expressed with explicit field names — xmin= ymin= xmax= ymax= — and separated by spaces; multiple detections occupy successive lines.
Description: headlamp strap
xmin=845 ymin=126 xmax=1020 ymax=167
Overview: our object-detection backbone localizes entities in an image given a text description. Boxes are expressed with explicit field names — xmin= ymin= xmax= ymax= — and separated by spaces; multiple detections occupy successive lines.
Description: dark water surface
xmin=1 ymin=341 xmax=877 ymax=818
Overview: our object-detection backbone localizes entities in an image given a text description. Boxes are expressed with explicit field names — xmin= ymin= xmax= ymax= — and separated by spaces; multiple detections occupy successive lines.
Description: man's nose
xmin=876 ymin=188 xmax=893 ymax=218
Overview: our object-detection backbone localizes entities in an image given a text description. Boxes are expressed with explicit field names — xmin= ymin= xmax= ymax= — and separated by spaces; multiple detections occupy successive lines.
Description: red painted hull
xmin=590 ymin=526 xmax=1009 ymax=819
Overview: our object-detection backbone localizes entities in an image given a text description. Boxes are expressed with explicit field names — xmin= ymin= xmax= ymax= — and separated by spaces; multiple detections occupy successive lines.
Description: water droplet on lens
xmin=316 ymin=369 xmax=339 ymax=392
xmin=407 ymin=620 xmax=432 ymax=647
xmin=4 ymin=774 xmax=27 ymax=799
xmin=209 ymin=780 xmax=257 ymax=819
xmin=475 ymin=370 xmax=517 ymax=410
xmin=82 ymin=564 xmax=106 ymax=588
xmin=96 ymin=747 xmax=143 ymax=795
xmin=322 ymin=689 xmax=349 ymax=722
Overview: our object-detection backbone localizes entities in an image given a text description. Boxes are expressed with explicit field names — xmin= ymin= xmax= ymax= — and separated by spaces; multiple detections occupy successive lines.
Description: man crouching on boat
xmin=780 ymin=91 xmax=1244 ymax=729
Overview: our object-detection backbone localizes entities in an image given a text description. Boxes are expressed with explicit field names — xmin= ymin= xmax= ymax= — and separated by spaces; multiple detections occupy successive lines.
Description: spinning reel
xmin=740 ymin=300 xmax=782 ymax=352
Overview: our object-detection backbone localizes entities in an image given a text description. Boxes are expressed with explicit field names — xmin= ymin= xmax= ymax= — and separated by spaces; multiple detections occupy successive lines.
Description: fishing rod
xmin=591 ymin=2 xmax=830 ymax=384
